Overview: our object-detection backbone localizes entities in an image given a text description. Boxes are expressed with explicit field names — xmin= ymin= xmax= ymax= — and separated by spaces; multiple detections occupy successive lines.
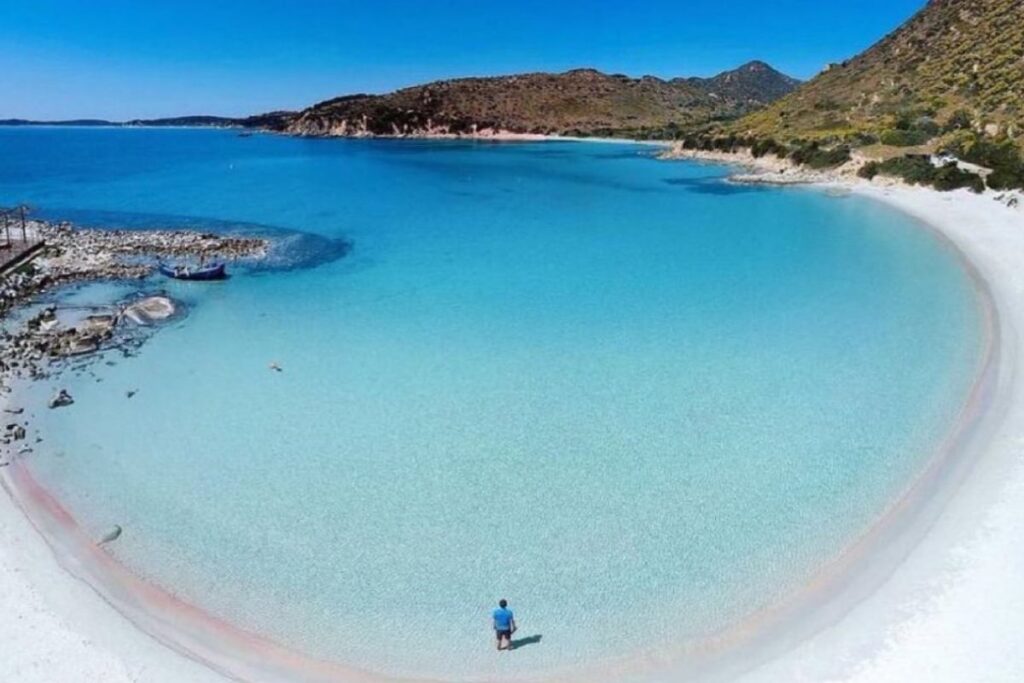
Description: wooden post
xmin=19 ymin=206 xmax=27 ymax=243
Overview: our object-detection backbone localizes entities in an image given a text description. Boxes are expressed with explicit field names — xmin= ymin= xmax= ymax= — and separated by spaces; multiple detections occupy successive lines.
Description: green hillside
xmin=736 ymin=0 xmax=1023 ymax=149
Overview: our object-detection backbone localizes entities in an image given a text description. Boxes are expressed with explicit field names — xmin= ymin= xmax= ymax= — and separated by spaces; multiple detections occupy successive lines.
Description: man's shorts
xmin=496 ymin=629 xmax=512 ymax=640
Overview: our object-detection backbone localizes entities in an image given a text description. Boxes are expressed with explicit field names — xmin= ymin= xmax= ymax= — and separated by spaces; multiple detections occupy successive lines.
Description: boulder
xmin=123 ymin=296 xmax=176 ymax=325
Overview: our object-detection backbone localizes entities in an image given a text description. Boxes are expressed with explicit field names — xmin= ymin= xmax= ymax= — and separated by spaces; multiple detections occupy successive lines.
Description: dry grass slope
xmin=735 ymin=0 xmax=1024 ymax=149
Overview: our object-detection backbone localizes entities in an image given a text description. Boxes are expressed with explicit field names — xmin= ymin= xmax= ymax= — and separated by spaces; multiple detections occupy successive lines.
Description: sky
xmin=0 ymin=0 xmax=927 ymax=121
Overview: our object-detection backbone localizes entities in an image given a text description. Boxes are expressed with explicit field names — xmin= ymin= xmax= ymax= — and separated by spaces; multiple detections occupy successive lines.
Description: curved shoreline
xmin=0 ymin=184 xmax=1018 ymax=682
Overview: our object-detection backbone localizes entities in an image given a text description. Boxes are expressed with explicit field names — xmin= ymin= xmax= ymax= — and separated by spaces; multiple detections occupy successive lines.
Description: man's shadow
xmin=509 ymin=634 xmax=542 ymax=651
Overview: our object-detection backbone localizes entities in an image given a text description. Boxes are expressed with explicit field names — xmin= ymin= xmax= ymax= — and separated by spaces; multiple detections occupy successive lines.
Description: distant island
xmin=0 ymin=112 xmax=294 ymax=130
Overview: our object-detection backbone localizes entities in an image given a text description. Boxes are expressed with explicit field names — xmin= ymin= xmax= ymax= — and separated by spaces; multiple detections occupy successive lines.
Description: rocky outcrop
xmin=0 ymin=219 xmax=271 ymax=398
xmin=0 ymin=220 xmax=268 ymax=321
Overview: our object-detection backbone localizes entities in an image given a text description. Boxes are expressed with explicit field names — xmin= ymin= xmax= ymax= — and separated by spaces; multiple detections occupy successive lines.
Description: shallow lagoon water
xmin=0 ymin=129 xmax=985 ymax=679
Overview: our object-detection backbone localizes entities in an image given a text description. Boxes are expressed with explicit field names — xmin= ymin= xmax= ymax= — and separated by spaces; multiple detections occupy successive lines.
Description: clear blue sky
xmin=1 ymin=0 xmax=926 ymax=120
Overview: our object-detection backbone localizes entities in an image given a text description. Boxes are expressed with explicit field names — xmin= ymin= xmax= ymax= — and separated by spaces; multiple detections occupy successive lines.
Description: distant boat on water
xmin=159 ymin=262 xmax=227 ymax=280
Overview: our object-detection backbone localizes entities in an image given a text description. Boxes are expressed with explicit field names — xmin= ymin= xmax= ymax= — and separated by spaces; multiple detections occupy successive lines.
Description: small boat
xmin=159 ymin=262 xmax=227 ymax=281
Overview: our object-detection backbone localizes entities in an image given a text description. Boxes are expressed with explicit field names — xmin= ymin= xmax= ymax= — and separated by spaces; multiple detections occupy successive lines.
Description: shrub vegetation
xmin=789 ymin=141 xmax=851 ymax=168
xmin=861 ymin=155 xmax=984 ymax=192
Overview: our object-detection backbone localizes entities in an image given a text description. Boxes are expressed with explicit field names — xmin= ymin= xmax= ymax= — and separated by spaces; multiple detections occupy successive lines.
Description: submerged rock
xmin=98 ymin=525 xmax=122 ymax=545
xmin=48 ymin=389 xmax=74 ymax=409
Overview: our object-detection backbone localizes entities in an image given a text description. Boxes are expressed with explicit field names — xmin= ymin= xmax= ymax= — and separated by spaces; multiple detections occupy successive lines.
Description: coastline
xmin=2 ymin=152 xmax=1023 ymax=683
xmin=0 ymin=429 xmax=228 ymax=683
xmin=736 ymin=184 xmax=1024 ymax=683
xmin=0 ymin=218 xmax=272 ymax=683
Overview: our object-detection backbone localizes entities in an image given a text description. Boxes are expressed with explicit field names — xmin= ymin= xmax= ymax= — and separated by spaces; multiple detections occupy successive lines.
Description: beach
xmin=1 ymin=144 xmax=1023 ymax=683
xmin=0 ymin=220 xmax=269 ymax=682
xmin=0 ymin=461 xmax=227 ymax=683
xmin=737 ymin=184 xmax=1024 ymax=683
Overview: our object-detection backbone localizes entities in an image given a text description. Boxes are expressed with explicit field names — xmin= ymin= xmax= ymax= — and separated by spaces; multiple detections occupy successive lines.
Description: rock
xmin=98 ymin=525 xmax=122 ymax=545
xmin=126 ymin=389 xmax=137 ymax=399
xmin=3 ymin=407 xmax=24 ymax=415
xmin=48 ymin=389 xmax=74 ymax=409
xmin=81 ymin=314 xmax=117 ymax=337
xmin=11 ymin=425 xmax=25 ymax=441
xmin=123 ymin=296 xmax=176 ymax=325
xmin=269 ymin=362 xmax=283 ymax=372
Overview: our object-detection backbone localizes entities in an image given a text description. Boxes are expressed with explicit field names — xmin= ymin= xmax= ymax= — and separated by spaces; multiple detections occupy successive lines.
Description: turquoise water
xmin=0 ymin=128 xmax=985 ymax=679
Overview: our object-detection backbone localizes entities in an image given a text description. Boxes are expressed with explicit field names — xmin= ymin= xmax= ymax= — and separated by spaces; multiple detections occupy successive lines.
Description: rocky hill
xmin=687 ymin=60 xmax=801 ymax=106
xmin=735 ymin=0 xmax=1024 ymax=148
xmin=284 ymin=62 xmax=799 ymax=139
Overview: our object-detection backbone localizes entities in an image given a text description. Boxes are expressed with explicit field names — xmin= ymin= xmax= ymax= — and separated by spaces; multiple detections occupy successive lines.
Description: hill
xmin=734 ymin=0 xmax=1023 ymax=148
xmin=687 ymin=60 xmax=802 ymax=105
xmin=285 ymin=62 xmax=799 ymax=139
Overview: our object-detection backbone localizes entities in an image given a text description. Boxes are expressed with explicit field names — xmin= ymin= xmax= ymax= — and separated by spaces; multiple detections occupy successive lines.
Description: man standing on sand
xmin=492 ymin=599 xmax=516 ymax=651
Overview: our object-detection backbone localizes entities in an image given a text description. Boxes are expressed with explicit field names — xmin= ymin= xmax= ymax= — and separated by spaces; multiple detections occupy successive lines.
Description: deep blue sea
xmin=0 ymin=128 xmax=985 ymax=679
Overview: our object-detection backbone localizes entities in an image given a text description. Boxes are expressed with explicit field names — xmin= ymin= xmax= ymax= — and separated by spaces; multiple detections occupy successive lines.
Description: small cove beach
xmin=0 ymin=129 xmax=1017 ymax=682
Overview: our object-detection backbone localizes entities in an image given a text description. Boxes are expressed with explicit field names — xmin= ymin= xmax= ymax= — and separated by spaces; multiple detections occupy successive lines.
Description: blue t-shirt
xmin=493 ymin=607 xmax=514 ymax=631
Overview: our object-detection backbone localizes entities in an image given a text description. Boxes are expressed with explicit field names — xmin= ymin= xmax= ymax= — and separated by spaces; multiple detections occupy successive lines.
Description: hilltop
xmin=284 ymin=62 xmax=799 ymax=139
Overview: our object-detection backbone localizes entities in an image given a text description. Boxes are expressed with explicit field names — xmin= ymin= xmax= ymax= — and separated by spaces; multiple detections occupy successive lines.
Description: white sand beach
xmin=0 ymin=451 xmax=227 ymax=683
xmin=736 ymin=185 xmax=1024 ymax=683
xmin=1 ymin=181 xmax=1023 ymax=683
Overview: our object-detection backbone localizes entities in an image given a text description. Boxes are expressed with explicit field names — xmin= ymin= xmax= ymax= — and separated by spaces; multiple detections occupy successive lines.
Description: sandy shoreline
xmin=0 ymin=220 xmax=269 ymax=683
xmin=734 ymin=184 xmax=1024 ymax=683
xmin=2 ymin=153 xmax=1024 ymax=682
xmin=0 ymin=449 xmax=227 ymax=683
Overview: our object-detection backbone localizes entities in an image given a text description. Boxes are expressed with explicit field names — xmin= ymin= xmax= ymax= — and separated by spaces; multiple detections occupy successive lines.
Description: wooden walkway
xmin=0 ymin=239 xmax=45 ymax=278
xmin=0 ymin=206 xmax=44 ymax=278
